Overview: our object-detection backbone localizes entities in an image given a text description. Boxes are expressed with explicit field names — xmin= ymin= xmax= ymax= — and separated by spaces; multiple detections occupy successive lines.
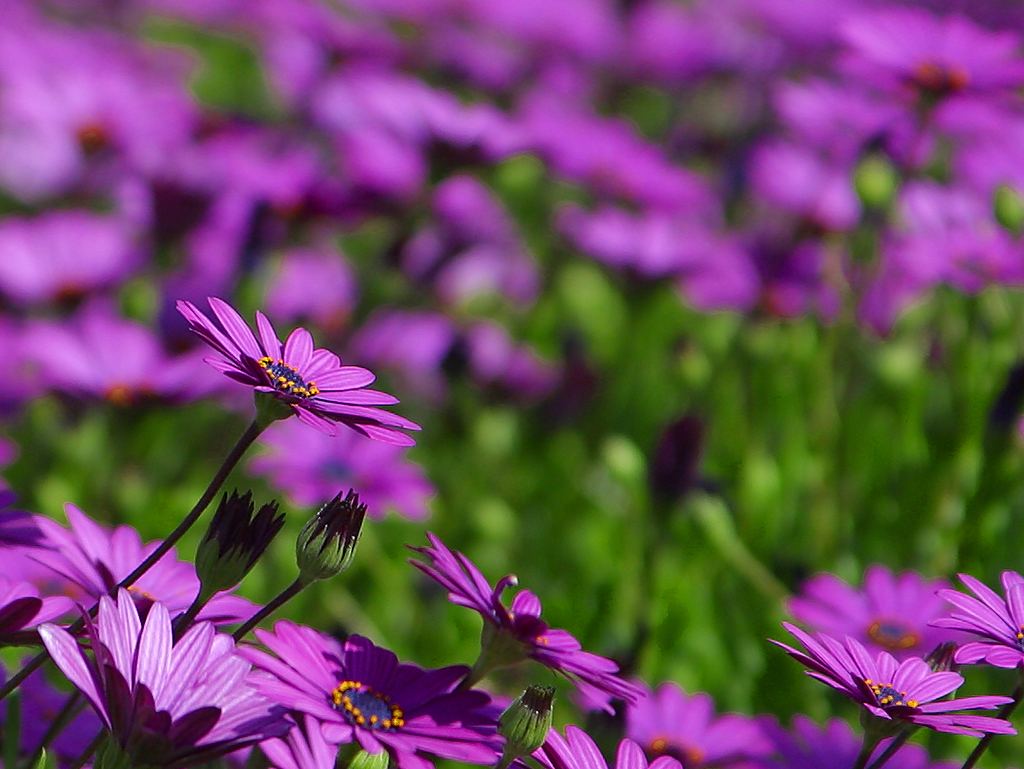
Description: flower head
xmin=410 ymin=533 xmax=643 ymax=713
xmin=239 ymin=623 xmax=499 ymax=766
xmin=788 ymin=565 xmax=959 ymax=660
xmin=626 ymin=683 xmax=770 ymax=765
xmin=773 ymin=622 xmax=1015 ymax=736
xmin=535 ymin=726 xmax=682 ymax=769
xmin=295 ymin=490 xmax=366 ymax=583
xmin=39 ymin=589 xmax=288 ymax=766
xmin=196 ymin=490 xmax=285 ymax=595
xmin=934 ymin=570 xmax=1024 ymax=668
xmin=176 ymin=296 xmax=420 ymax=445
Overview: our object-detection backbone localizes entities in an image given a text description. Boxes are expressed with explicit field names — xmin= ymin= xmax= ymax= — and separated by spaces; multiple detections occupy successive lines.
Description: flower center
xmin=867 ymin=619 xmax=920 ymax=651
xmin=331 ymin=680 xmax=405 ymax=731
xmin=912 ymin=61 xmax=969 ymax=95
xmin=865 ymin=679 xmax=917 ymax=709
xmin=1015 ymin=627 xmax=1024 ymax=651
xmin=258 ymin=357 xmax=319 ymax=398
xmin=650 ymin=737 xmax=704 ymax=766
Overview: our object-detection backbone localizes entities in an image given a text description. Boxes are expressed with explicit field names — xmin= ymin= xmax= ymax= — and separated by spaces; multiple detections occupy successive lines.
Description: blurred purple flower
xmin=410 ymin=533 xmax=643 ymax=713
xmin=0 ymin=576 xmax=72 ymax=643
xmin=177 ymin=297 xmax=420 ymax=444
xmin=788 ymin=565 xmax=960 ymax=660
xmin=239 ymin=623 xmax=499 ymax=765
xmin=773 ymin=622 xmax=1015 ymax=736
xmin=626 ymin=682 xmax=770 ymax=765
xmin=39 ymin=589 xmax=287 ymax=766
xmin=536 ymin=726 xmax=682 ymax=769
xmin=250 ymin=418 xmax=434 ymax=520
xmin=265 ymin=247 xmax=357 ymax=332
xmin=934 ymin=571 xmax=1024 ymax=669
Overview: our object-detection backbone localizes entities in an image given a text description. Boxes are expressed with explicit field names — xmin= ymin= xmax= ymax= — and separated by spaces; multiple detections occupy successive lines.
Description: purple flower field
xmin=4 ymin=0 xmax=1024 ymax=767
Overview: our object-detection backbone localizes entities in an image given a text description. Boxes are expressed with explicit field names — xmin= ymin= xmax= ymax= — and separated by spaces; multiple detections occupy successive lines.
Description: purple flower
xmin=30 ymin=503 xmax=252 ymax=625
xmin=410 ymin=533 xmax=643 ymax=713
xmin=535 ymin=726 xmax=681 ymax=769
xmin=239 ymin=622 xmax=499 ymax=766
xmin=788 ymin=565 xmax=959 ymax=660
xmin=626 ymin=683 xmax=770 ymax=765
xmin=177 ymin=296 xmax=420 ymax=445
xmin=250 ymin=419 xmax=434 ymax=520
xmin=258 ymin=714 xmax=338 ymax=769
xmin=934 ymin=571 xmax=1024 ymax=668
xmin=0 ymin=576 xmax=72 ymax=643
xmin=265 ymin=247 xmax=358 ymax=332
xmin=761 ymin=715 xmax=957 ymax=769
xmin=773 ymin=622 xmax=1015 ymax=736
xmin=39 ymin=589 xmax=287 ymax=766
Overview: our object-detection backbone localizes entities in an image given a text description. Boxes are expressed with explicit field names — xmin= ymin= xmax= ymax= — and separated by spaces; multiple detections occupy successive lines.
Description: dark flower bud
xmin=649 ymin=414 xmax=705 ymax=504
xmin=498 ymin=686 xmax=555 ymax=766
xmin=926 ymin=642 xmax=960 ymax=674
xmin=987 ymin=361 xmax=1024 ymax=434
xmin=196 ymin=491 xmax=284 ymax=595
xmin=296 ymin=490 xmax=366 ymax=583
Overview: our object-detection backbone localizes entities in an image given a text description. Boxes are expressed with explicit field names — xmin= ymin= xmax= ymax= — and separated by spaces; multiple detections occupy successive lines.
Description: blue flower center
xmin=331 ymin=680 xmax=405 ymax=731
xmin=258 ymin=357 xmax=319 ymax=398
xmin=1016 ymin=627 xmax=1024 ymax=651
xmin=867 ymin=619 xmax=920 ymax=651
xmin=865 ymin=679 xmax=917 ymax=709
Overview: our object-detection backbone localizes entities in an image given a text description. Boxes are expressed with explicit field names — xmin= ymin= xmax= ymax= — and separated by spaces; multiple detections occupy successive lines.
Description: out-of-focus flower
xmin=535 ymin=726 xmax=682 ymax=769
xmin=788 ymin=565 xmax=959 ymax=660
xmin=240 ymin=624 xmax=499 ymax=765
xmin=626 ymin=683 xmax=770 ymax=765
xmin=177 ymin=297 xmax=420 ymax=444
xmin=0 ymin=576 xmax=72 ymax=643
xmin=265 ymin=247 xmax=358 ymax=331
xmin=773 ymin=622 xmax=1015 ymax=736
xmin=0 ymin=212 xmax=138 ymax=306
xmin=464 ymin=322 xmax=559 ymax=401
xmin=410 ymin=533 xmax=643 ymax=713
xmin=251 ymin=418 xmax=433 ymax=519
xmin=39 ymin=589 xmax=287 ymax=767
xmin=30 ymin=503 xmax=253 ymax=625
xmin=935 ymin=571 xmax=1024 ymax=668
xmin=648 ymin=415 xmax=706 ymax=504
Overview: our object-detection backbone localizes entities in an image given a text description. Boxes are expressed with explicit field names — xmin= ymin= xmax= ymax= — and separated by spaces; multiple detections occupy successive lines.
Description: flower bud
xmin=498 ymin=686 xmax=555 ymax=764
xmin=995 ymin=184 xmax=1024 ymax=234
xmin=196 ymin=491 xmax=284 ymax=595
xmin=296 ymin=490 xmax=366 ymax=583
xmin=925 ymin=642 xmax=960 ymax=674
xmin=854 ymin=154 xmax=898 ymax=210
xmin=649 ymin=414 xmax=705 ymax=504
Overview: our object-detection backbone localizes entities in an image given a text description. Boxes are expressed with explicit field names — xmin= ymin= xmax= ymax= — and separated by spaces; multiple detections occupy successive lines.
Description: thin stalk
xmin=959 ymin=684 xmax=1024 ymax=769
xmin=23 ymin=692 xmax=83 ymax=769
xmin=232 ymin=578 xmax=305 ymax=641
xmin=0 ymin=420 xmax=262 ymax=703
xmin=865 ymin=731 xmax=913 ymax=769
xmin=172 ymin=587 xmax=214 ymax=642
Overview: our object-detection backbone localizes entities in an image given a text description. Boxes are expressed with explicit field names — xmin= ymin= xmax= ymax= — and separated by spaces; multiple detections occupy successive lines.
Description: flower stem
xmin=852 ymin=732 xmax=881 ymax=769
xmin=959 ymin=683 xmax=1024 ymax=769
xmin=0 ymin=420 xmax=262 ymax=704
xmin=865 ymin=730 xmax=913 ymax=769
xmin=232 ymin=578 xmax=306 ymax=641
xmin=172 ymin=586 xmax=215 ymax=642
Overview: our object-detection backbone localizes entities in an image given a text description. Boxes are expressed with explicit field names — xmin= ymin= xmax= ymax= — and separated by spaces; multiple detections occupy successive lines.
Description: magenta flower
xmin=773 ymin=622 xmax=1015 ymax=736
xmin=535 ymin=726 xmax=681 ymax=769
xmin=239 ymin=622 xmax=499 ymax=766
xmin=410 ymin=533 xmax=643 ymax=713
xmin=250 ymin=419 xmax=434 ymax=520
xmin=177 ymin=297 xmax=419 ymax=445
xmin=934 ymin=571 xmax=1024 ymax=668
xmin=626 ymin=683 xmax=769 ymax=765
xmin=30 ymin=503 xmax=252 ymax=626
xmin=39 ymin=589 xmax=287 ymax=766
xmin=0 ymin=576 xmax=72 ymax=644
xmin=788 ymin=565 xmax=960 ymax=660
xmin=259 ymin=714 xmax=338 ymax=769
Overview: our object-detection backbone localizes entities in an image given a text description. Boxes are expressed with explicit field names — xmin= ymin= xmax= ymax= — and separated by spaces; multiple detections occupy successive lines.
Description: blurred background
xmin=4 ymin=0 xmax=1024 ymax=763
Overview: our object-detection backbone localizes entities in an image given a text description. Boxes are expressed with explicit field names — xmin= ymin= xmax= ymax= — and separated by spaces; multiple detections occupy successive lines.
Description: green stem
xmin=960 ymin=684 xmax=1024 ymax=769
xmin=232 ymin=578 xmax=306 ymax=642
xmin=172 ymin=586 xmax=215 ymax=642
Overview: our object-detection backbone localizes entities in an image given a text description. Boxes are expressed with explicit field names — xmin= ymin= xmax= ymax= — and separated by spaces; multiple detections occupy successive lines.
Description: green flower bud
xmin=498 ymin=686 xmax=555 ymax=765
xmin=196 ymin=491 xmax=284 ymax=595
xmin=854 ymin=154 xmax=899 ymax=210
xmin=995 ymin=184 xmax=1024 ymax=234
xmin=296 ymin=490 xmax=366 ymax=583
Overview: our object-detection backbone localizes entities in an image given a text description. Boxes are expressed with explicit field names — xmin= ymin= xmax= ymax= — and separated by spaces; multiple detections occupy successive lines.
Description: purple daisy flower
xmin=625 ymin=682 xmax=770 ymax=765
xmin=933 ymin=571 xmax=1024 ymax=668
xmin=238 ymin=622 xmax=499 ymax=766
xmin=30 ymin=503 xmax=253 ymax=625
xmin=409 ymin=533 xmax=643 ymax=713
xmin=772 ymin=622 xmax=1015 ymax=736
xmin=259 ymin=714 xmax=338 ymax=769
xmin=39 ymin=589 xmax=287 ymax=766
xmin=0 ymin=576 xmax=72 ymax=643
xmin=535 ymin=726 xmax=681 ymax=769
xmin=788 ymin=565 xmax=960 ymax=660
xmin=176 ymin=297 xmax=420 ymax=445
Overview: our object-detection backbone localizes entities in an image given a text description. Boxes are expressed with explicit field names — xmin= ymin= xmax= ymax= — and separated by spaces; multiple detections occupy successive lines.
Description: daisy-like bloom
xmin=39 ymin=589 xmax=287 ymax=767
xmin=410 ymin=533 xmax=643 ymax=713
xmin=0 ymin=576 xmax=72 ymax=644
xmin=238 ymin=622 xmax=500 ymax=766
xmin=773 ymin=622 xmax=1016 ymax=737
xmin=933 ymin=571 xmax=1024 ymax=668
xmin=29 ymin=503 xmax=253 ymax=626
xmin=626 ymin=683 xmax=770 ymax=765
xmin=259 ymin=714 xmax=338 ymax=769
xmin=177 ymin=296 xmax=420 ymax=445
xmin=535 ymin=726 xmax=681 ymax=769
xmin=788 ymin=565 xmax=959 ymax=660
